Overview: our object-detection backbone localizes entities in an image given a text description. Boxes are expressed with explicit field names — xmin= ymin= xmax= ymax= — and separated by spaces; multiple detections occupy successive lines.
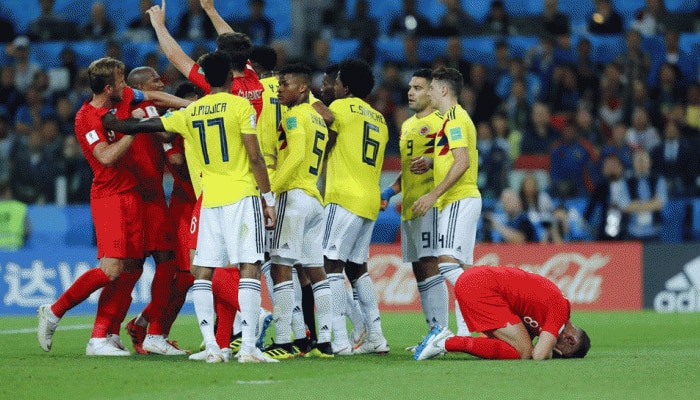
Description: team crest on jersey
xmin=419 ymin=125 xmax=429 ymax=136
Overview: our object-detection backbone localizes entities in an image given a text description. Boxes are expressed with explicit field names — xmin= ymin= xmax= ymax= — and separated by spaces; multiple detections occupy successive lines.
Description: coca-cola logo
xmin=475 ymin=252 xmax=608 ymax=304
xmin=368 ymin=254 xmax=418 ymax=306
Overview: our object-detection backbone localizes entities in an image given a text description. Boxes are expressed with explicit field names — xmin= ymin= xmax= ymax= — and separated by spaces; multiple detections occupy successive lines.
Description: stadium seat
xmin=557 ymin=0 xmax=595 ymax=26
xmin=328 ymin=38 xmax=360 ymax=63
xmin=460 ymin=36 xmax=496 ymax=67
xmin=31 ymin=42 xmax=67 ymax=69
xmin=70 ymin=40 xmax=108 ymax=68
xmin=461 ymin=0 xmax=491 ymax=23
xmin=375 ymin=37 xmax=406 ymax=64
xmin=416 ymin=0 xmax=446 ymax=26
xmin=417 ymin=37 xmax=447 ymax=63
xmin=265 ymin=0 xmax=293 ymax=39
xmin=345 ymin=0 xmax=402 ymax=35
xmin=586 ymin=34 xmax=626 ymax=64
xmin=55 ymin=0 xmax=92 ymax=28
xmin=0 ymin=0 xmax=40 ymax=34
xmin=665 ymin=0 xmax=700 ymax=13
xmin=507 ymin=35 xmax=540 ymax=59
xmin=503 ymin=0 xmax=544 ymax=17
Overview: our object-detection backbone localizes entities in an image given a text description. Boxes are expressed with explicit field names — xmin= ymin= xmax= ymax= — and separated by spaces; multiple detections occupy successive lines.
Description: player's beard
xmin=109 ymin=91 xmax=123 ymax=104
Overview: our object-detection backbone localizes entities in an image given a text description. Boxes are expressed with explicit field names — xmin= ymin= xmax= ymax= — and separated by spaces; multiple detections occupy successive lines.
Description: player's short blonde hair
xmin=88 ymin=57 xmax=125 ymax=94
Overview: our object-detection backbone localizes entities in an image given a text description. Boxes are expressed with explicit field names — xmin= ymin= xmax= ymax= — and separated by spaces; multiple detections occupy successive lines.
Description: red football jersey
xmin=489 ymin=267 xmax=571 ymax=338
xmin=128 ymin=101 xmax=166 ymax=201
xmin=187 ymin=60 xmax=263 ymax=118
xmin=75 ymin=86 xmax=138 ymax=199
xmin=164 ymin=135 xmax=196 ymax=204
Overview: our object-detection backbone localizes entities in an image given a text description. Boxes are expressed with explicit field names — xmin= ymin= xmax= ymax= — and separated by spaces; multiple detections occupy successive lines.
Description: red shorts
xmin=169 ymin=196 xmax=196 ymax=272
xmin=188 ymin=195 xmax=203 ymax=251
xmin=143 ymin=196 xmax=175 ymax=252
xmin=454 ymin=268 xmax=521 ymax=334
xmin=92 ymin=192 xmax=144 ymax=259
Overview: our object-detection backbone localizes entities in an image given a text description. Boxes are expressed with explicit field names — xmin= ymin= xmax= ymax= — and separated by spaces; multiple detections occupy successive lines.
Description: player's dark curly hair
xmin=200 ymin=51 xmax=232 ymax=88
xmin=278 ymin=63 xmax=312 ymax=84
xmin=216 ymin=32 xmax=252 ymax=72
xmin=431 ymin=66 xmax=463 ymax=98
xmin=338 ymin=59 xmax=374 ymax=99
xmin=174 ymin=81 xmax=202 ymax=99
xmin=412 ymin=68 xmax=433 ymax=80
xmin=250 ymin=45 xmax=278 ymax=73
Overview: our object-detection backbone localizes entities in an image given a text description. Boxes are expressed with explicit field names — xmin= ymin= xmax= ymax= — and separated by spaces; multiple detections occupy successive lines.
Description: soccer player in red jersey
xmin=414 ymin=266 xmax=591 ymax=361
xmin=36 ymin=57 xmax=190 ymax=356
xmin=113 ymin=66 xmax=187 ymax=356
xmin=147 ymin=0 xmax=264 ymax=118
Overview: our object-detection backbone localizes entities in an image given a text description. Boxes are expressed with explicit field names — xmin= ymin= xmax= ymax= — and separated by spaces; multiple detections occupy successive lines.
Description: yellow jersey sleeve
xmin=399 ymin=111 xmax=443 ymax=220
xmin=325 ymin=98 xmax=388 ymax=220
xmin=272 ymin=103 xmax=327 ymax=202
xmin=258 ymin=76 xmax=284 ymax=181
xmin=433 ymin=105 xmax=480 ymax=210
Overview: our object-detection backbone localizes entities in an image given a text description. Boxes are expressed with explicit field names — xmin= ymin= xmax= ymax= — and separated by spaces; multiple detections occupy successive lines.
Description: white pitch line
xmin=0 ymin=324 xmax=93 ymax=335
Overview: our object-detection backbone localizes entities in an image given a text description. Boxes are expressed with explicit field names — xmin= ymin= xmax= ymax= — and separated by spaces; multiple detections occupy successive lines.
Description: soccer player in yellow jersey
xmin=257 ymin=63 xmax=335 ymax=359
xmin=102 ymin=51 xmax=278 ymax=364
xmin=324 ymin=59 xmax=390 ymax=355
xmin=412 ymin=67 xmax=482 ymax=293
xmin=380 ymin=69 xmax=449 ymax=337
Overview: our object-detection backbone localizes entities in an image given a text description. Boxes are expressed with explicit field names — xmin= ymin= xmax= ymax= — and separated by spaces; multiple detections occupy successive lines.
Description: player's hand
xmin=131 ymin=108 xmax=146 ymax=119
xmin=263 ymin=205 xmax=276 ymax=230
xmin=410 ymin=156 xmax=432 ymax=175
xmin=380 ymin=199 xmax=388 ymax=211
xmin=412 ymin=193 xmax=437 ymax=217
xmin=146 ymin=0 xmax=166 ymax=28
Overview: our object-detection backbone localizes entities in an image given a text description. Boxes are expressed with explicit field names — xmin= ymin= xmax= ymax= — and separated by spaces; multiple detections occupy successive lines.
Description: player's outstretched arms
xmin=200 ymin=0 xmax=234 ymax=35
xmin=143 ymin=90 xmax=192 ymax=109
xmin=102 ymin=114 xmax=168 ymax=137
xmin=147 ymin=0 xmax=196 ymax=77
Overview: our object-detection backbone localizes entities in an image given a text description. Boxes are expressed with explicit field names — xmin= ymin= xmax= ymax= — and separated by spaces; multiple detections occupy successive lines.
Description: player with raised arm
xmin=414 ymin=266 xmax=591 ymax=361
xmin=103 ymin=51 xmax=277 ymax=363
xmin=260 ymin=63 xmax=335 ymax=359
xmin=380 ymin=69 xmax=449 ymax=342
xmin=412 ymin=67 xmax=481 ymax=288
xmin=36 ymin=57 xmax=190 ymax=356
xmin=324 ymin=59 xmax=389 ymax=355
xmin=147 ymin=0 xmax=264 ymax=116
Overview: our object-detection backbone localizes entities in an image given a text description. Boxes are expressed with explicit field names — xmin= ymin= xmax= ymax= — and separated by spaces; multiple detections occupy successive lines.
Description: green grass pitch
xmin=2 ymin=311 xmax=699 ymax=399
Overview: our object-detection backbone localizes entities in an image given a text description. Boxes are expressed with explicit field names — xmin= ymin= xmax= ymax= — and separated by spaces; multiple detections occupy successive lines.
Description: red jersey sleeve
xmin=77 ymin=107 xmax=111 ymax=153
xmin=188 ymin=63 xmax=212 ymax=94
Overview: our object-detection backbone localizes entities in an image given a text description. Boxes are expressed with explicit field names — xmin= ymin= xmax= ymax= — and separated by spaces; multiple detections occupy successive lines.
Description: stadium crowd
xmin=1 ymin=0 xmax=700 ymax=244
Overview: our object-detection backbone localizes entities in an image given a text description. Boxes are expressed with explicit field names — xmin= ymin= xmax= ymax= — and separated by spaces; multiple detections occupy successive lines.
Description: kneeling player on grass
xmin=414 ymin=266 xmax=590 ymax=361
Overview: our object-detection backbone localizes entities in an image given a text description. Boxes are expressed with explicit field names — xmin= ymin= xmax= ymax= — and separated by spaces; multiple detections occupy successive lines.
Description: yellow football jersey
xmin=399 ymin=111 xmax=443 ymax=220
xmin=272 ymin=102 xmax=327 ymax=202
xmin=161 ymin=92 xmax=259 ymax=208
xmin=258 ymin=76 xmax=283 ymax=181
xmin=326 ymin=97 xmax=388 ymax=220
xmin=433 ymin=104 xmax=480 ymax=210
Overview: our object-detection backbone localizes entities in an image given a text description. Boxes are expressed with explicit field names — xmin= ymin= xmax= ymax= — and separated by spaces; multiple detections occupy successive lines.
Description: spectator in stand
xmin=519 ymin=173 xmax=567 ymax=243
xmin=81 ymin=1 xmax=114 ymax=40
xmin=9 ymin=128 xmax=63 ymax=204
xmin=476 ymin=121 xmax=509 ymax=200
xmin=502 ymin=78 xmax=530 ymax=135
xmin=666 ymin=103 xmax=700 ymax=144
xmin=125 ymin=0 xmax=156 ymax=42
xmin=584 ymin=154 xmax=628 ymax=241
xmin=574 ymin=38 xmax=599 ymax=110
xmin=0 ymin=113 xmax=17 ymax=183
xmin=624 ymin=79 xmax=662 ymax=132
xmin=685 ymin=83 xmax=700 ymax=132
xmin=55 ymin=96 xmax=76 ymax=138
xmin=484 ymin=188 xmax=539 ymax=243
xmin=66 ymin=68 xmax=92 ymax=111
xmin=650 ymin=120 xmax=695 ymax=197
xmin=61 ymin=135 xmax=92 ymax=204
xmin=598 ymin=68 xmax=626 ymax=139
xmin=399 ymin=35 xmax=430 ymax=85
xmin=541 ymin=0 xmax=570 ymax=37
xmin=0 ymin=15 xmax=16 ymax=43
xmin=14 ymin=86 xmax=53 ymax=137
xmin=616 ymin=29 xmax=651 ymax=85
xmin=334 ymin=0 xmax=378 ymax=41
xmin=549 ymin=64 xmax=581 ymax=115
xmin=650 ymin=62 xmax=685 ymax=120
xmin=631 ymin=0 xmax=669 ymax=36
xmin=175 ymin=0 xmax=217 ymax=40
xmin=526 ymin=36 xmax=556 ymax=103
xmin=550 ymin=120 xmax=596 ymax=198
xmin=469 ymin=63 xmax=499 ymax=125
xmin=575 ymin=106 xmax=604 ymax=148
xmin=237 ymin=0 xmax=272 ymax=45
xmin=521 ymin=102 xmax=559 ymax=155
xmin=435 ymin=0 xmax=481 ymax=36
xmin=654 ymin=30 xmax=694 ymax=86
xmin=28 ymin=0 xmax=77 ymax=41
xmin=626 ymin=107 xmax=660 ymax=152
xmin=623 ymin=150 xmax=667 ymax=241
xmin=444 ymin=37 xmax=470 ymax=85
xmin=48 ymin=48 xmax=80 ymax=96
xmin=389 ymin=0 xmax=433 ymax=37
xmin=8 ymin=36 xmax=42 ymax=95
xmin=0 ymin=66 xmax=23 ymax=118
xmin=496 ymin=58 xmax=541 ymax=106
xmin=309 ymin=37 xmax=332 ymax=84
xmin=38 ymin=115 xmax=63 ymax=159
xmin=490 ymin=41 xmax=511 ymax=85
xmin=491 ymin=112 xmax=516 ymax=162
xmin=588 ymin=0 xmax=623 ymax=34
xmin=599 ymin=122 xmax=634 ymax=176
xmin=484 ymin=0 xmax=514 ymax=37
xmin=379 ymin=62 xmax=409 ymax=106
